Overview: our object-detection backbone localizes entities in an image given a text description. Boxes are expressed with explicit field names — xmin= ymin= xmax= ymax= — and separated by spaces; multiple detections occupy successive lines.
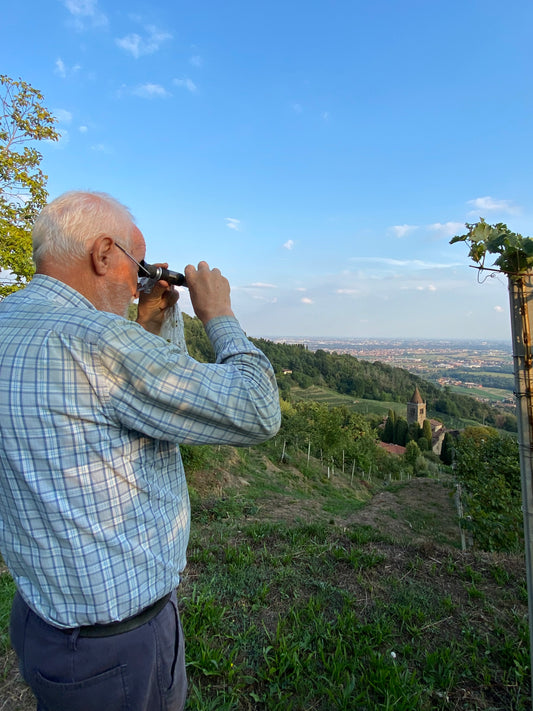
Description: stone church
xmin=407 ymin=386 xmax=445 ymax=455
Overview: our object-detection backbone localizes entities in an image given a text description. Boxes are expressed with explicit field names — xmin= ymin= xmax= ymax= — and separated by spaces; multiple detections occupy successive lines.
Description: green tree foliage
xmin=0 ymin=75 xmax=59 ymax=297
xmin=276 ymin=399 xmax=379 ymax=474
xmin=417 ymin=436 xmax=428 ymax=452
xmin=440 ymin=432 xmax=454 ymax=466
xmin=404 ymin=440 xmax=421 ymax=473
xmin=394 ymin=417 xmax=409 ymax=446
xmin=454 ymin=426 xmax=522 ymax=552
xmin=252 ymin=338 xmax=513 ymax=432
xmin=422 ymin=419 xmax=433 ymax=449
xmin=408 ymin=421 xmax=422 ymax=443
xmin=183 ymin=313 xmax=215 ymax=362
xmin=382 ymin=409 xmax=395 ymax=443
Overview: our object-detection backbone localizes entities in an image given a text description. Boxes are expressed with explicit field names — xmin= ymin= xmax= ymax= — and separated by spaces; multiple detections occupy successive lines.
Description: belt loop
xmin=68 ymin=627 xmax=80 ymax=651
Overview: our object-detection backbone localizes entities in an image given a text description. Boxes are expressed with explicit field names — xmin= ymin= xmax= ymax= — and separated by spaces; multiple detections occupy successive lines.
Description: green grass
xmin=181 ymin=503 xmax=530 ymax=710
xmin=446 ymin=383 xmax=511 ymax=402
xmin=290 ymin=385 xmax=405 ymax=417
xmin=0 ymin=445 xmax=529 ymax=710
xmin=178 ymin=446 xmax=531 ymax=710
xmin=0 ymin=573 xmax=15 ymax=654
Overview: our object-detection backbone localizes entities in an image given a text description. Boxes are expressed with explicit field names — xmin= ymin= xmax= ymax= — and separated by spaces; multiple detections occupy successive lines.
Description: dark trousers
xmin=10 ymin=591 xmax=187 ymax=711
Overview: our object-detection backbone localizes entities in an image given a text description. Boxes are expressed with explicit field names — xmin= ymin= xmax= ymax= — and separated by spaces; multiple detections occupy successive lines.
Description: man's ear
xmin=90 ymin=235 xmax=114 ymax=276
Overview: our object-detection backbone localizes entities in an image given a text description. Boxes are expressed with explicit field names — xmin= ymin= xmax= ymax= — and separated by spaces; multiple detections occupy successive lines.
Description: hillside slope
xmin=0 ymin=448 xmax=529 ymax=710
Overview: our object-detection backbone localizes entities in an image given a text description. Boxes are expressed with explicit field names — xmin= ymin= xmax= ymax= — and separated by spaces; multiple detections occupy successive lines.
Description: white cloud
xmin=79 ymin=125 xmax=88 ymax=133
xmin=55 ymin=58 xmax=81 ymax=78
xmin=336 ymin=288 xmax=359 ymax=294
xmin=494 ymin=305 xmax=504 ymax=312
xmin=116 ymin=26 xmax=172 ymax=58
xmin=189 ymin=55 xmax=203 ymax=67
xmin=283 ymin=239 xmax=294 ymax=250
xmin=173 ymin=78 xmax=197 ymax=93
xmin=132 ymin=83 xmax=170 ymax=99
xmin=428 ymin=222 xmax=465 ymax=238
xmin=62 ymin=0 xmax=108 ymax=29
xmin=250 ymin=282 xmax=277 ymax=288
xmin=400 ymin=283 xmax=438 ymax=292
xmin=225 ymin=218 xmax=240 ymax=231
xmin=251 ymin=294 xmax=278 ymax=303
xmin=350 ymin=257 xmax=460 ymax=270
xmin=55 ymin=59 xmax=67 ymax=78
xmin=467 ymin=196 xmax=518 ymax=215
xmin=390 ymin=224 xmax=418 ymax=238
xmin=53 ymin=109 xmax=73 ymax=124
xmin=301 ymin=297 xmax=314 ymax=304
xmin=90 ymin=143 xmax=112 ymax=153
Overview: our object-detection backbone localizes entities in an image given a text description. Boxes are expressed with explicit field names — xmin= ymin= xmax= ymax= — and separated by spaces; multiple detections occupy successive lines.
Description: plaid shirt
xmin=0 ymin=275 xmax=280 ymax=627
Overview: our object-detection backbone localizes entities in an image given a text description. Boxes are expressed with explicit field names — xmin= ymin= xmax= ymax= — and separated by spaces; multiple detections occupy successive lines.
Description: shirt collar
xmin=27 ymin=274 xmax=97 ymax=311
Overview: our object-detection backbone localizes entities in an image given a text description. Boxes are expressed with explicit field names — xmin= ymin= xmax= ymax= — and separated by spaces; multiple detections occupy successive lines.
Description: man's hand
xmin=136 ymin=264 xmax=179 ymax=335
xmin=185 ymin=261 xmax=235 ymax=326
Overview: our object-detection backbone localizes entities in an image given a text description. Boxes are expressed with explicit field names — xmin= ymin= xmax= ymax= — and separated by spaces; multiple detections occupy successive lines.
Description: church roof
xmin=410 ymin=386 xmax=425 ymax=404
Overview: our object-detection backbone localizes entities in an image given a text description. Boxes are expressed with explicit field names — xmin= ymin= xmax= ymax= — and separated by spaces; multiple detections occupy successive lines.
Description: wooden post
xmin=509 ymin=274 xmax=533 ymax=703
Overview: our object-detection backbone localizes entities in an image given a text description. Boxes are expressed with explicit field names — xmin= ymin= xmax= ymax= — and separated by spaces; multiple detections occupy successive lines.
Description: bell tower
xmin=407 ymin=386 xmax=426 ymax=428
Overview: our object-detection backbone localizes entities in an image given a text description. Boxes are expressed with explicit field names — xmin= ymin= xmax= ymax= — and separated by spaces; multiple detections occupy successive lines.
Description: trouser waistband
xmin=64 ymin=592 xmax=173 ymax=638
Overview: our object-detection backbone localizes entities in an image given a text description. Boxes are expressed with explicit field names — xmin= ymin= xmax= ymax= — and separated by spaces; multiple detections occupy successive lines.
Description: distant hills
xmin=183 ymin=315 xmax=517 ymax=433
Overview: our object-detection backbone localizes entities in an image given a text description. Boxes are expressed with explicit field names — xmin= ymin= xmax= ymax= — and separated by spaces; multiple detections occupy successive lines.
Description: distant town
xmin=268 ymin=337 xmax=515 ymax=408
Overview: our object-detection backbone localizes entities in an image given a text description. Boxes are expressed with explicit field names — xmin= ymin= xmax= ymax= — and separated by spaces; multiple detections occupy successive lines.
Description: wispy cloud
xmin=494 ymin=305 xmax=504 ymax=312
xmin=467 ymin=196 xmax=519 ymax=215
xmin=53 ymin=108 xmax=73 ymax=124
xmin=116 ymin=25 xmax=172 ymax=58
xmin=405 ymin=284 xmax=437 ymax=292
xmin=189 ymin=55 xmax=203 ymax=67
xmin=428 ymin=222 xmax=465 ymax=238
xmin=390 ymin=224 xmax=418 ymax=238
xmin=350 ymin=257 xmax=461 ymax=270
xmin=55 ymin=58 xmax=81 ymax=78
xmin=225 ymin=218 xmax=240 ymax=231
xmin=173 ymin=78 xmax=197 ymax=93
xmin=283 ymin=239 xmax=295 ymax=250
xmin=132 ymin=83 xmax=170 ymax=99
xmin=62 ymin=0 xmax=108 ymax=30
xmin=301 ymin=297 xmax=314 ymax=304
xmin=250 ymin=282 xmax=277 ymax=288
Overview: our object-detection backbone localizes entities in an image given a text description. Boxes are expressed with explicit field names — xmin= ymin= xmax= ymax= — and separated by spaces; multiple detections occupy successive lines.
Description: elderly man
xmin=0 ymin=191 xmax=280 ymax=711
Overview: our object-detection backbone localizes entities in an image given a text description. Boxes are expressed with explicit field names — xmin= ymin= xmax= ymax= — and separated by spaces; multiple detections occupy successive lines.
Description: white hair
xmin=32 ymin=191 xmax=136 ymax=266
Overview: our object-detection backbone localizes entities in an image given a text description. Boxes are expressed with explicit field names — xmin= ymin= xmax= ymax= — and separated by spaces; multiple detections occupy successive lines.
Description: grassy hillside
xmin=181 ymin=317 xmax=517 ymax=432
xmin=290 ymin=384 xmax=405 ymax=417
xmin=3 ymin=443 xmax=528 ymax=710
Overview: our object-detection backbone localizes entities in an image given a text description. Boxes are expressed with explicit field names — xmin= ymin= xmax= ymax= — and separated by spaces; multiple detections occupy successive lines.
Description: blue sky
xmin=3 ymin=0 xmax=532 ymax=340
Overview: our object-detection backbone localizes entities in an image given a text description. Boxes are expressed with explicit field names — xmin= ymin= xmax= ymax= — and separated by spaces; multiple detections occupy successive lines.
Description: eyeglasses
xmin=115 ymin=242 xmax=150 ymax=277
xmin=115 ymin=240 xmax=186 ymax=291
xmin=115 ymin=241 xmax=152 ymax=292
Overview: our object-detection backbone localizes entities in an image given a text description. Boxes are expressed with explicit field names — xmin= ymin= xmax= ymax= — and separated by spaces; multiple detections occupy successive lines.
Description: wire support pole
xmin=509 ymin=274 xmax=533 ymax=711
